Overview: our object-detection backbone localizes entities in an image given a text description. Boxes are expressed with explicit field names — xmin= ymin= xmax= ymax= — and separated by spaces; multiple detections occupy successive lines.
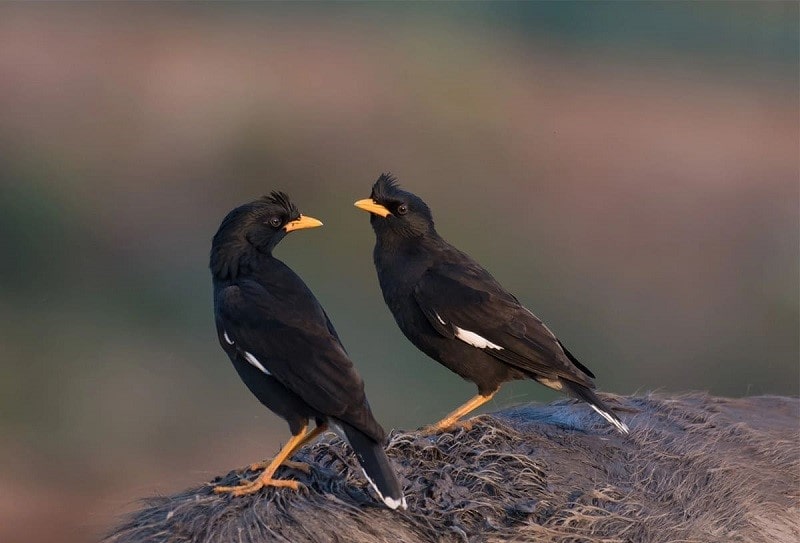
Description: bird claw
xmin=281 ymin=460 xmax=312 ymax=474
xmin=454 ymin=419 xmax=475 ymax=431
xmin=246 ymin=459 xmax=311 ymax=474
xmin=246 ymin=460 xmax=269 ymax=472
xmin=213 ymin=477 xmax=304 ymax=496
xmin=420 ymin=418 xmax=474 ymax=435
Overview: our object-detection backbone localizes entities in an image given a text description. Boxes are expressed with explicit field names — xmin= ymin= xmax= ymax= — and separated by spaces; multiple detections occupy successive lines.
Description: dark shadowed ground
xmin=106 ymin=393 xmax=799 ymax=543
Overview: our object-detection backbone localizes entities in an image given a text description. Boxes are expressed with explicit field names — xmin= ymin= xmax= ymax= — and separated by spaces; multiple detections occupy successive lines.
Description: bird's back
xmin=216 ymin=257 xmax=386 ymax=443
xmin=373 ymin=232 xmax=597 ymax=388
xmin=373 ymin=233 xmax=514 ymax=325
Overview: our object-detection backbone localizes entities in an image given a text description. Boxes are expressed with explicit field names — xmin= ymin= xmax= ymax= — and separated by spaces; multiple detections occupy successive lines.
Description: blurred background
xmin=0 ymin=3 xmax=797 ymax=542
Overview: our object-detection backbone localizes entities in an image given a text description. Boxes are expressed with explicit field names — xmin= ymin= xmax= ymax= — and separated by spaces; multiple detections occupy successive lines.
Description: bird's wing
xmin=215 ymin=281 xmax=368 ymax=420
xmin=321 ymin=307 xmax=347 ymax=354
xmin=413 ymin=264 xmax=594 ymax=385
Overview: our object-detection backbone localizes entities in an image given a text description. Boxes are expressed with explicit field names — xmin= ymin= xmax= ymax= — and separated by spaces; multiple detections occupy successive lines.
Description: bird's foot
xmin=213 ymin=475 xmax=304 ymax=496
xmin=453 ymin=419 xmax=475 ymax=431
xmin=245 ymin=459 xmax=268 ymax=472
xmin=238 ymin=461 xmax=263 ymax=474
xmin=420 ymin=393 xmax=496 ymax=435
xmin=281 ymin=460 xmax=312 ymax=474
xmin=246 ymin=459 xmax=311 ymax=473
xmin=420 ymin=418 xmax=475 ymax=435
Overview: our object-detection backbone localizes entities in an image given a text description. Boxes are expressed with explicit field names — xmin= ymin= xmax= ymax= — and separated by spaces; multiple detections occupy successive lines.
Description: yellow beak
xmin=284 ymin=214 xmax=323 ymax=232
xmin=354 ymin=198 xmax=391 ymax=218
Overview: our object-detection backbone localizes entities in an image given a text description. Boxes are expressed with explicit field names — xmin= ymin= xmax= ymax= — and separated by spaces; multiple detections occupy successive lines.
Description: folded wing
xmin=413 ymin=263 xmax=595 ymax=387
xmin=216 ymin=280 xmax=383 ymax=442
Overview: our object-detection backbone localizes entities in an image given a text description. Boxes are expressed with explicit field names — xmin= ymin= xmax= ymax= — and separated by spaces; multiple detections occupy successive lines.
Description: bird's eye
xmin=397 ymin=204 xmax=408 ymax=215
xmin=269 ymin=217 xmax=282 ymax=228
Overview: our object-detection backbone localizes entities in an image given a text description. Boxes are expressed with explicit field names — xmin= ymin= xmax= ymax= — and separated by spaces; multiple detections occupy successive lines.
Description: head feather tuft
xmin=263 ymin=191 xmax=299 ymax=216
xmin=371 ymin=173 xmax=402 ymax=201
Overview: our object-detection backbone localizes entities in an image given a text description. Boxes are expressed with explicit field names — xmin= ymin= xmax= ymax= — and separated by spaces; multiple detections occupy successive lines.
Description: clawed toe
xmin=214 ymin=477 xmax=304 ymax=496
xmin=421 ymin=418 xmax=477 ymax=435
xmin=281 ymin=460 xmax=311 ymax=474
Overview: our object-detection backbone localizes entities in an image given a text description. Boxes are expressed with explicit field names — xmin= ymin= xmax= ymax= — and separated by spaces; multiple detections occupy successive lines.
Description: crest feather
xmin=371 ymin=173 xmax=402 ymax=201
xmin=264 ymin=191 xmax=299 ymax=215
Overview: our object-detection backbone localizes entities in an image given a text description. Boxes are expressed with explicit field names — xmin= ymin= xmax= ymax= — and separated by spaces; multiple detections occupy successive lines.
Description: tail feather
xmin=563 ymin=381 xmax=629 ymax=435
xmin=338 ymin=422 xmax=407 ymax=510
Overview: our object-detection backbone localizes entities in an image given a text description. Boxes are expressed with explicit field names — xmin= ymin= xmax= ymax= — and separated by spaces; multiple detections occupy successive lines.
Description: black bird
xmin=355 ymin=175 xmax=628 ymax=435
xmin=210 ymin=191 xmax=406 ymax=509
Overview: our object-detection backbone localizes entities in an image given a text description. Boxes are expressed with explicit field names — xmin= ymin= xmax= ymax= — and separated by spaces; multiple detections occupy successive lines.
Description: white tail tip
xmin=383 ymin=495 xmax=408 ymax=510
xmin=590 ymin=404 xmax=630 ymax=434
xmin=361 ymin=468 xmax=407 ymax=510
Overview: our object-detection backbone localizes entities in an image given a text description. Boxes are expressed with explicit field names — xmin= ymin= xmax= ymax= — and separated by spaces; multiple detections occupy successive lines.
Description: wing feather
xmin=216 ymin=281 xmax=366 ymax=420
xmin=413 ymin=263 xmax=594 ymax=386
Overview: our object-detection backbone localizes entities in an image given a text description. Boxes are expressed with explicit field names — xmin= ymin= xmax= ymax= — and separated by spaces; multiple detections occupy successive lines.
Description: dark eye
xmin=269 ymin=217 xmax=282 ymax=228
xmin=397 ymin=204 xmax=408 ymax=215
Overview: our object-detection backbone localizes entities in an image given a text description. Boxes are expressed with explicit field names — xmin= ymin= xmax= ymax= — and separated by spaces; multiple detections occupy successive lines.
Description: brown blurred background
xmin=0 ymin=3 xmax=797 ymax=542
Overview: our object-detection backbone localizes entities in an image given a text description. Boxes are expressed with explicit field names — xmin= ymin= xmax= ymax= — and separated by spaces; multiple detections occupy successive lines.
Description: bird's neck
xmin=375 ymin=232 xmax=419 ymax=262
xmin=210 ymin=240 xmax=273 ymax=281
xmin=374 ymin=230 xmax=442 ymax=285
xmin=375 ymin=226 xmax=443 ymax=252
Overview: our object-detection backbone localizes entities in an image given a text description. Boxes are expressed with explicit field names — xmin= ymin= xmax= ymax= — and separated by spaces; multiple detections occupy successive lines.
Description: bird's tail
xmin=339 ymin=422 xmax=407 ymax=510
xmin=562 ymin=381 xmax=630 ymax=435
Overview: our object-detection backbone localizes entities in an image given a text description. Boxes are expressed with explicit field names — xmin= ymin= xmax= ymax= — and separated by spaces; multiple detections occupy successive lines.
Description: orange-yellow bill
xmin=354 ymin=199 xmax=391 ymax=218
xmin=284 ymin=215 xmax=323 ymax=232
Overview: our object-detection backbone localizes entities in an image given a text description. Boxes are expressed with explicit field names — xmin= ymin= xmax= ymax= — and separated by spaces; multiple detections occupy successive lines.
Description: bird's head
xmin=210 ymin=191 xmax=322 ymax=279
xmin=354 ymin=174 xmax=434 ymax=239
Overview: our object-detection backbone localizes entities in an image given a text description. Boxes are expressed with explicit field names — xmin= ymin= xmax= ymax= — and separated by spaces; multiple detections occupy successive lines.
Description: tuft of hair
xmin=370 ymin=172 xmax=402 ymax=201
xmin=263 ymin=190 xmax=299 ymax=216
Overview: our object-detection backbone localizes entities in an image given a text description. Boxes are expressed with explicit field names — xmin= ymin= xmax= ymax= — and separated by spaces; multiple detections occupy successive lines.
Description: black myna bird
xmin=210 ymin=191 xmax=406 ymax=509
xmin=355 ymin=175 xmax=628 ymax=435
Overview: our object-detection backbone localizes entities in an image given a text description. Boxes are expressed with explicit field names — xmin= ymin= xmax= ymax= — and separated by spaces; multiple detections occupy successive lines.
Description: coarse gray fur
xmin=104 ymin=393 xmax=799 ymax=543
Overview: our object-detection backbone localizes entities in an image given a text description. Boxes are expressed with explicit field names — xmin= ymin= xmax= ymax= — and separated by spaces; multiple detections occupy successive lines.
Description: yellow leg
xmin=215 ymin=423 xmax=325 ymax=496
xmin=247 ymin=423 xmax=328 ymax=473
xmin=424 ymin=391 xmax=497 ymax=433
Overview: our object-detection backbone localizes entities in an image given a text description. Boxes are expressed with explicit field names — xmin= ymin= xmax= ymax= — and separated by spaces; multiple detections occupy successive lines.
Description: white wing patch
xmin=223 ymin=331 xmax=234 ymax=345
xmin=243 ymin=351 xmax=271 ymax=375
xmin=454 ymin=326 xmax=504 ymax=350
xmin=434 ymin=312 xmax=447 ymax=325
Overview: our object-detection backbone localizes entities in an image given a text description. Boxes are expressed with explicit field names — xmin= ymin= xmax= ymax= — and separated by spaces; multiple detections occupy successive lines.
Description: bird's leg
xmin=248 ymin=423 xmax=328 ymax=474
xmin=423 ymin=391 xmax=497 ymax=434
xmin=215 ymin=424 xmax=314 ymax=496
